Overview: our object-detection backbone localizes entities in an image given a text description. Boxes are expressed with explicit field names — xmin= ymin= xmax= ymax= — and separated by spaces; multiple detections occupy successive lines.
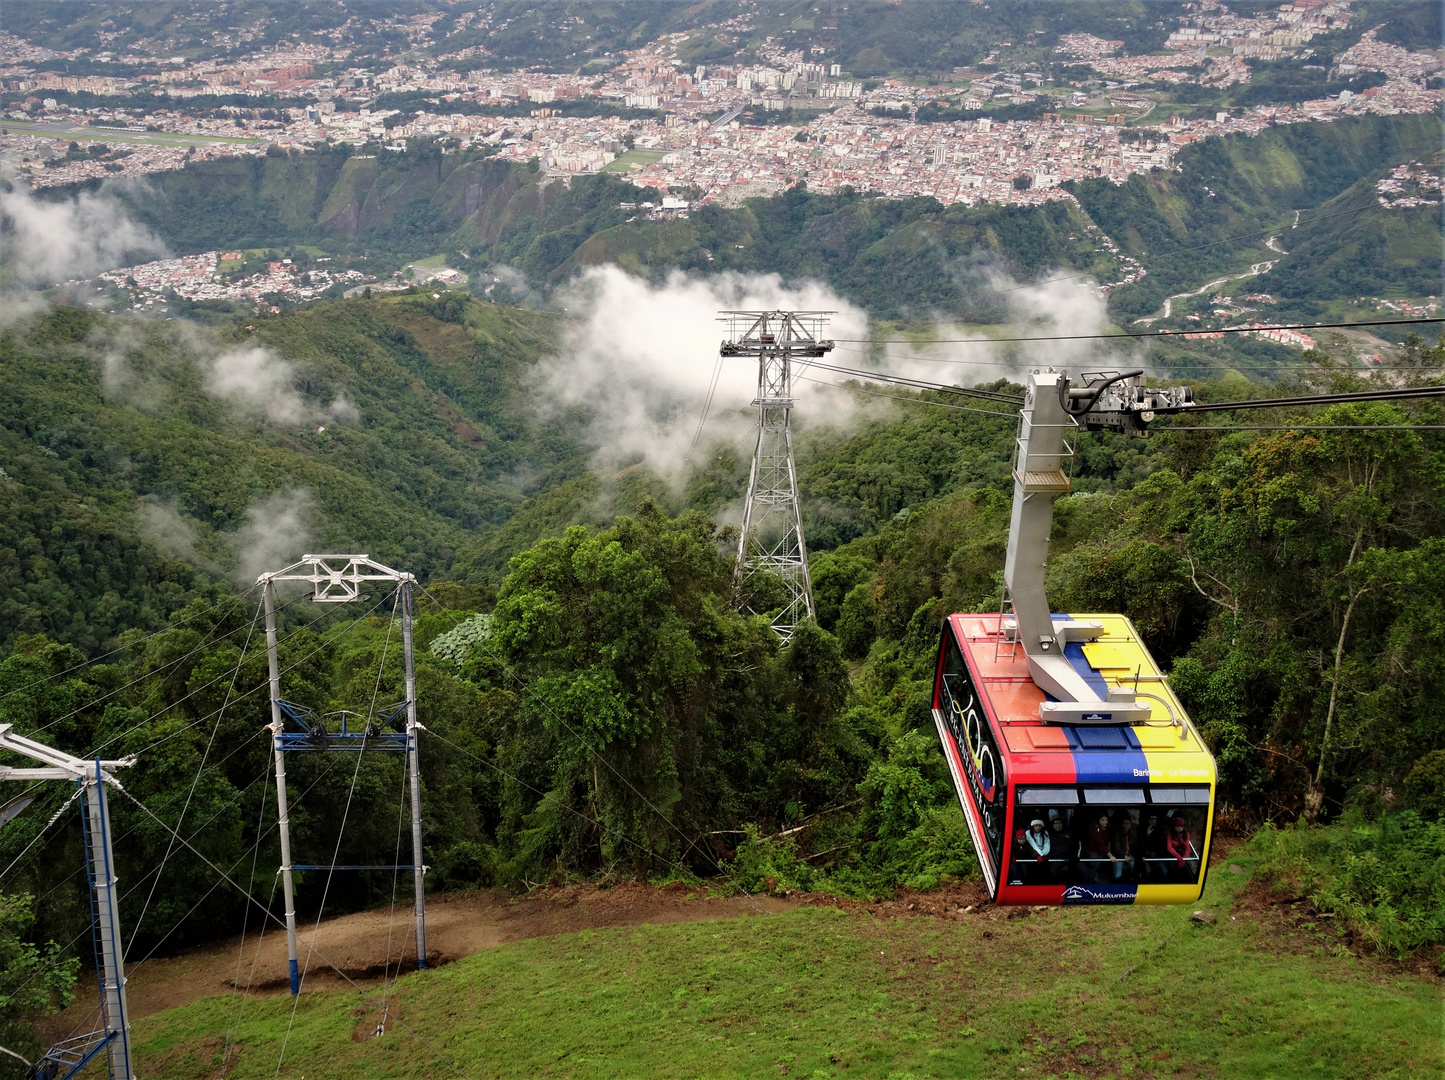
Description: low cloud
xmin=0 ymin=184 xmax=164 ymax=288
xmin=205 ymin=345 xmax=356 ymax=428
xmin=136 ymin=489 xmax=314 ymax=587
xmin=541 ymin=267 xmax=872 ymax=485
xmin=230 ymin=489 xmax=314 ymax=587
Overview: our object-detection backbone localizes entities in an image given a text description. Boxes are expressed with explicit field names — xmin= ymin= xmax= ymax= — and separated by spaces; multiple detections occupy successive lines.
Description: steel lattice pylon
xmin=721 ymin=310 xmax=834 ymax=643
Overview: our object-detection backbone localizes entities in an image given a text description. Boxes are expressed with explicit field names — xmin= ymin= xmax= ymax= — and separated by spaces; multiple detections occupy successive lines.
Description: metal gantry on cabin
xmin=257 ymin=555 xmax=428 ymax=994
xmin=0 ymin=725 xmax=136 ymax=1080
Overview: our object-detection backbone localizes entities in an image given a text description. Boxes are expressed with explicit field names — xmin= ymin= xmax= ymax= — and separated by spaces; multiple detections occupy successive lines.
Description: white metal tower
xmin=257 ymin=555 xmax=427 ymax=994
xmin=721 ymin=310 xmax=834 ymax=643
xmin=0 ymin=726 xmax=135 ymax=1079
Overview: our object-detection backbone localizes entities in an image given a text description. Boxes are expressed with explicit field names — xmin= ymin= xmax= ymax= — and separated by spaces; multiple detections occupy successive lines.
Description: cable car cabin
xmin=932 ymin=613 xmax=1216 ymax=906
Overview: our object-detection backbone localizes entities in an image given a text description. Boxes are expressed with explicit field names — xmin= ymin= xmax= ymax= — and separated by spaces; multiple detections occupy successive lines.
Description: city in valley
xmin=1 ymin=0 xmax=1440 ymax=321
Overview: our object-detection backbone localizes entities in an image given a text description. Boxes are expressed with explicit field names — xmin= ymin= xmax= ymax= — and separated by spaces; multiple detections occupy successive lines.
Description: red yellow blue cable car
xmin=931 ymin=369 xmax=1216 ymax=905
xmin=932 ymin=612 xmax=1215 ymax=905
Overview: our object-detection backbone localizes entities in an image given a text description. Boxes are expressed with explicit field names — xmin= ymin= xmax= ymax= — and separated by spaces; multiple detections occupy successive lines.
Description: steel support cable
xmin=832 ymin=315 xmax=1444 ymax=346
xmin=111 ymin=787 xmax=475 ymax=1080
xmin=20 ymin=587 xmax=313 ymax=747
xmin=124 ymin=597 xmax=265 ymax=961
xmin=1159 ymin=424 xmax=1445 ymax=432
xmin=0 ymin=786 xmax=82 ymax=882
xmin=276 ymin=590 xmax=398 ymax=1076
xmin=424 ymin=728 xmax=741 ymax=904
xmin=219 ymin=753 xmax=277 ymax=1077
xmin=45 ymin=753 xmax=341 ymax=1044
xmin=0 ymin=582 xmax=262 ymax=708
xmin=376 ymin=755 xmax=411 ymax=1037
xmin=4 ymin=754 xmax=343 ymax=1025
xmin=414 ymin=589 xmax=771 ymax=915
xmin=0 ymin=722 xmax=273 ymax=896
xmin=1154 ymin=383 xmax=1445 ymax=414
xmin=832 ymin=337 xmax=1445 ymax=374
xmin=808 ymin=377 xmax=1445 ymax=433
xmin=9 ymin=761 xmax=278 ymax=1047
xmin=794 ymin=374 xmax=1020 ymax=416
xmin=220 ymin=871 xmax=280 ymax=1079
xmin=73 ymin=586 xmax=396 ymax=768
xmin=801 ymin=359 xmax=1025 ymax=403
xmin=688 ymin=354 xmax=726 ymax=455
xmin=0 ymin=595 xmax=387 ymax=907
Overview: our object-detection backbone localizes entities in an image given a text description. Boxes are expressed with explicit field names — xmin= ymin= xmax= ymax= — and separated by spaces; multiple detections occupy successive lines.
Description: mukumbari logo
xmin=1063 ymin=884 xmax=1135 ymax=904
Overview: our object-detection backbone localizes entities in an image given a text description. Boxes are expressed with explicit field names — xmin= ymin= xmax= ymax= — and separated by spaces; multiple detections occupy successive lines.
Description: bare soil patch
xmin=36 ymin=882 xmax=797 ymax=1041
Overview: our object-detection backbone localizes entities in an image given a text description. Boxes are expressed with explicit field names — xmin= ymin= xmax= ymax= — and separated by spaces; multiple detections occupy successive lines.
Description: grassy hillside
xmin=127 ymin=860 xmax=1440 ymax=1079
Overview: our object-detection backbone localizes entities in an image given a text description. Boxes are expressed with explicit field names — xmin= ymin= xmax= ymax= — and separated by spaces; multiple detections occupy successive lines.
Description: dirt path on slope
xmin=37 ymin=884 xmax=798 ymax=1037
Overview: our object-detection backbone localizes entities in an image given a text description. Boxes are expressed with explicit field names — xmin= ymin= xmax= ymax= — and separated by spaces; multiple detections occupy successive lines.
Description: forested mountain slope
xmin=0 ymin=296 xmax=567 ymax=654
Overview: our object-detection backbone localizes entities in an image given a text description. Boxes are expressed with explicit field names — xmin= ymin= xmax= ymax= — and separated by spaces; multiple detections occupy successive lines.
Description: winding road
xmin=1135 ymin=241 xmax=1282 ymax=326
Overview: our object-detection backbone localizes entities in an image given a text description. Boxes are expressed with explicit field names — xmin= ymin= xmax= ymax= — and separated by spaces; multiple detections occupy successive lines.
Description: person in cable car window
xmin=1109 ymin=812 xmax=1135 ymax=881
xmin=1165 ymin=815 xmax=1195 ymax=882
xmin=1048 ymin=815 xmax=1070 ymax=882
xmin=1011 ymin=827 xmax=1031 ymax=882
xmin=1024 ymin=818 xmax=1050 ymax=883
xmin=1084 ymin=813 xmax=1112 ymax=882
xmin=1141 ymin=811 xmax=1166 ymax=881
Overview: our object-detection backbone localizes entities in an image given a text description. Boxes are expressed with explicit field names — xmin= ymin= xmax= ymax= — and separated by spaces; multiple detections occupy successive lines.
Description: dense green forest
xmin=2 ymin=285 xmax=1443 ymax=1070
xmin=72 ymin=112 xmax=1441 ymax=323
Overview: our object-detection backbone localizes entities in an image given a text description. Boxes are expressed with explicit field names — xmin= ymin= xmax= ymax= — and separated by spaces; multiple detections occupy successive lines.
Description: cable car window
xmin=1017 ymin=787 xmax=1078 ymax=805
xmin=1083 ymin=788 xmax=1146 ymax=804
xmin=1140 ymin=804 xmax=1208 ymax=885
xmin=1149 ymin=785 xmax=1211 ymax=804
xmin=1008 ymin=805 xmax=1076 ymax=886
xmin=939 ymin=632 xmax=1006 ymax=876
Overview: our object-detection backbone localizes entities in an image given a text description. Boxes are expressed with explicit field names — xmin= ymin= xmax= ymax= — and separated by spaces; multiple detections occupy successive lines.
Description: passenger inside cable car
xmin=1004 ymin=788 xmax=1208 ymax=890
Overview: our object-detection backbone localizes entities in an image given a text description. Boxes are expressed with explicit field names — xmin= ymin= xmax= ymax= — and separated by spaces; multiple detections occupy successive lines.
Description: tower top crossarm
xmin=0 ymin=723 xmax=134 ymax=783
xmin=719 ymin=310 xmax=836 ymax=358
xmin=257 ymin=554 xmax=415 ymax=602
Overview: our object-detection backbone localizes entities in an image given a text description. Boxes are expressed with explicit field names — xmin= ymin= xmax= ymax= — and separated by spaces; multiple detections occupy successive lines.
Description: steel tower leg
xmin=400 ymin=582 xmax=427 ymax=969
xmin=263 ymin=582 xmax=302 ymax=995
xmin=82 ymin=766 xmax=134 ymax=1079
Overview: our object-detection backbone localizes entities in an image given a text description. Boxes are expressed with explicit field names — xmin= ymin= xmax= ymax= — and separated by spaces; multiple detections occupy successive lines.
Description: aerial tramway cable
xmin=274 ymin=589 xmax=399 ymax=1074
xmin=110 ymin=787 xmax=476 ymax=1079
xmin=0 ymin=582 xmax=263 ymax=709
xmin=832 ymin=315 xmax=1443 ymax=346
xmin=124 ymin=597 xmax=265 ymax=960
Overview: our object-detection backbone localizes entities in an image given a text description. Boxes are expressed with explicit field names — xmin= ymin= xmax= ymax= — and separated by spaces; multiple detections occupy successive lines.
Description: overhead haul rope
xmin=376 ymin=749 xmax=412 ymax=1039
xmin=275 ymin=588 xmax=399 ymax=1076
xmin=4 ymin=750 xmax=348 ymax=1030
xmin=112 ymin=787 xmax=475 ymax=1079
xmin=21 ymin=586 xmax=313 ymax=747
xmin=795 ymin=373 xmax=1020 ymax=417
xmin=417 ymin=586 xmax=773 ymax=914
xmin=0 ymin=589 xmax=355 ymax=867
xmin=831 ymin=316 xmax=1444 ymax=346
xmin=220 ymin=845 xmax=279 ymax=1079
xmin=3 ymin=593 xmax=394 ymax=1023
xmin=0 ymin=582 xmax=262 ymax=708
xmin=125 ymin=596 xmax=265 ymax=961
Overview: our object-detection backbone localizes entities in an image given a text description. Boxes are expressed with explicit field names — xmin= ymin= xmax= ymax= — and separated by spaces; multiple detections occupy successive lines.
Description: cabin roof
xmin=950 ymin=613 xmax=1207 ymax=759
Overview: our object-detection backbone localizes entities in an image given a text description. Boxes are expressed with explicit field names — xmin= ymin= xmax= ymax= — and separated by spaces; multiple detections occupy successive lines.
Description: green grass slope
xmin=130 ymin=861 xmax=1439 ymax=1079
